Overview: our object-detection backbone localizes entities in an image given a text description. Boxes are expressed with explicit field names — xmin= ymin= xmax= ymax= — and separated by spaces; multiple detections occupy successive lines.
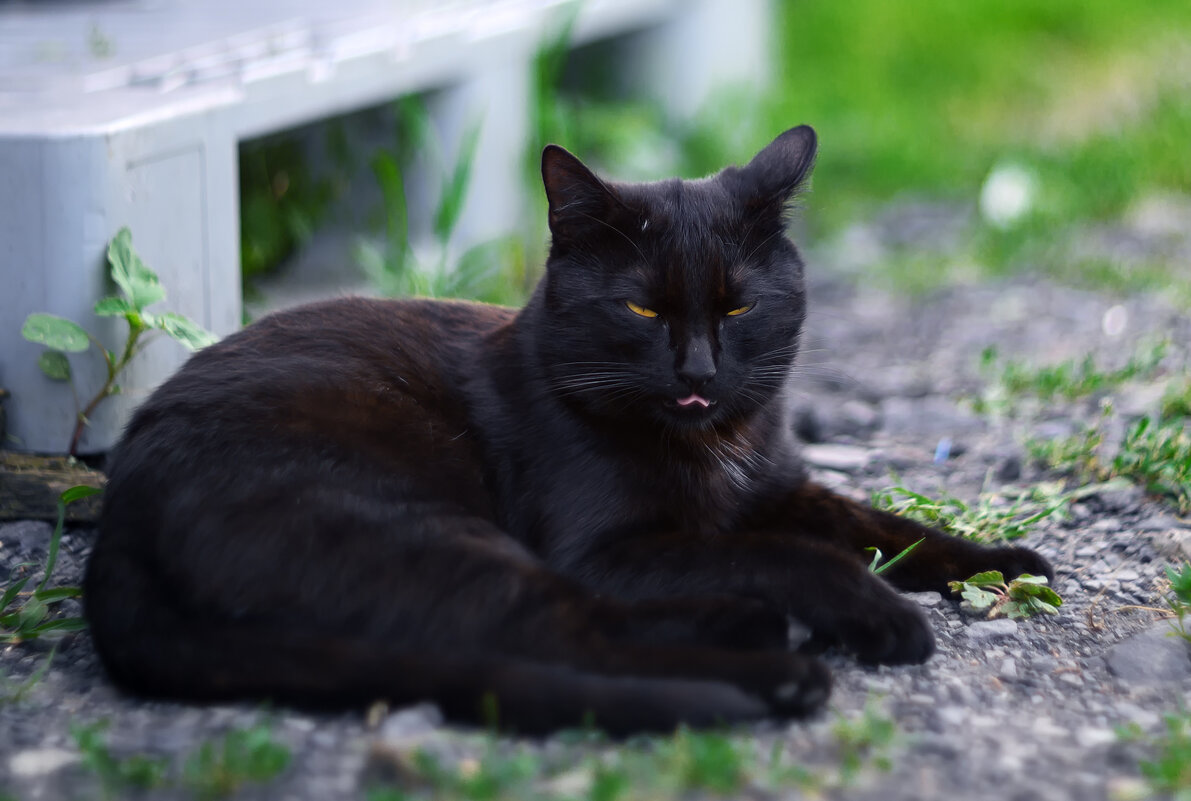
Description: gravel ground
xmin=3 ymin=270 xmax=1191 ymax=801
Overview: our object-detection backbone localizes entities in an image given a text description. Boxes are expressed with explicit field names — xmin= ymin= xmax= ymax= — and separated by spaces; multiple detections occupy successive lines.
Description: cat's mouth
xmin=671 ymin=393 xmax=716 ymax=410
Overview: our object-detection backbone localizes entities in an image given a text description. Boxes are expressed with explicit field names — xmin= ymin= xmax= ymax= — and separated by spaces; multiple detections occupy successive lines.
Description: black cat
xmin=84 ymin=126 xmax=1052 ymax=735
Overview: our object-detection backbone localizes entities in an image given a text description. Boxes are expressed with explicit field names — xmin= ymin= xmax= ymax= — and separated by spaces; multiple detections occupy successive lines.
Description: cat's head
xmin=532 ymin=126 xmax=816 ymax=431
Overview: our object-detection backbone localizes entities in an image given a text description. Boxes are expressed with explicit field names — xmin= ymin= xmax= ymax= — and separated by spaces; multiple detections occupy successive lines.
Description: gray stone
xmin=8 ymin=748 xmax=78 ymax=777
xmin=1153 ymin=528 xmax=1191 ymax=562
xmin=1076 ymin=728 xmax=1117 ymax=748
xmin=906 ymin=591 xmax=942 ymax=608
xmin=378 ymin=703 xmax=443 ymax=745
xmin=1105 ymin=624 xmax=1191 ymax=684
xmin=880 ymin=395 xmax=985 ymax=437
xmin=840 ymin=399 xmax=881 ymax=430
xmin=994 ymin=454 xmax=1022 ymax=482
xmin=0 ymin=521 xmax=54 ymax=555
xmin=800 ymin=443 xmax=871 ymax=472
xmin=1137 ymin=514 xmax=1183 ymax=532
xmin=965 ymin=619 xmax=1019 ymax=641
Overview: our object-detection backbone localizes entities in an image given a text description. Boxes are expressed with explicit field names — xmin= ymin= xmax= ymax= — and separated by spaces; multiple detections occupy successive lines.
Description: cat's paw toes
xmin=986 ymin=545 xmax=1054 ymax=583
xmin=736 ymin=652 xmax=832 ymax=717
xmin=837 ymin=598 xmax=935 ymax=666
xmin=698 ymin=599 xmax=789 ymax=650
xmin=766 ymin=654 xmax=832 ymax=717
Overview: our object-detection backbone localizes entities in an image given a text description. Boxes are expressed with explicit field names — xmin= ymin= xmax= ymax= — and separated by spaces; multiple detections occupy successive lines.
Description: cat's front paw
xmin=730 ymin=651 xmax=832 ymax=718
xmin=835 ymin=595 xmax=935 ymax=665
xmin=979 ymin=545 xmax=1055 ymax=584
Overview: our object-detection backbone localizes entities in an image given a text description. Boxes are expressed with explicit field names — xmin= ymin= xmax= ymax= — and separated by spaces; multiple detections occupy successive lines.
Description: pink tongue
xmin=677 ymin=394 xmax=711 ymax=408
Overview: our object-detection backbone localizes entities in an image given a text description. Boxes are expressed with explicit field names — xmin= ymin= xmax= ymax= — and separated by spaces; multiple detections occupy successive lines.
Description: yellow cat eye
xmin=626 ymin=301 xmax=659 ymax=318
xmin=726 ymin=304 xmax=754 ymax=316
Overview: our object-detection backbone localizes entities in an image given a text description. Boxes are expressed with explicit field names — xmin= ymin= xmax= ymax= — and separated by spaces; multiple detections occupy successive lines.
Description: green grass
xmin=0 ymin=646 xmax=56 ymax=704
xmin=872 ymin=480 xmax=1069 ymax=542
xmin=182 ymin=724 xmax=292 ymax=801
xmin=1 ymin=486 xmax=97 ymax=645
xmin=1164 ymin=562 xmax=1191 ymax=644
xmin=766 ymin=1 xmax=1191 ymax=251
xmin=1029 ymin=409 xmax=1191 ymax=513
xmin=353 ymin=97 xmax=529 ymax=307
xmin=365 ymin=706 xmax=900 ymax=801
xmin=72 ymin=720 xmax=171 ymax=799
xmin=1119 ymin=709 xmax=1191 ymax=800
xmin=973 ymin=341 xmax=1168 ymax=414
xmin=71 ymin=721 xmax=291 ymax=801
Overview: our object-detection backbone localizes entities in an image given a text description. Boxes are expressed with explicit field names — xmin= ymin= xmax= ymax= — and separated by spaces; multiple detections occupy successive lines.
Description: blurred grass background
xmin=240 ymin=0 xmax=1191 ymax=306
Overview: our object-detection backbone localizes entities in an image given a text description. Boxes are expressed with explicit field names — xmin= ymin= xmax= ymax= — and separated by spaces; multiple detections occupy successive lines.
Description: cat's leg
xmin=86 ymin=510 xmax=828 ymax=728
xmin=555 ymin=531 xmax=935 ymax=666
xmin=767 ymin=481 xmax=1055 ymax=593
xmin=616 ymin=595 xmax=791 ymax=650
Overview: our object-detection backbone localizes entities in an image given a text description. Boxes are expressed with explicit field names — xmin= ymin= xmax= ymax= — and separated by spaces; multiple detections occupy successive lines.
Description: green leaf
xmin=433 ymin=117 xmax=483 ymax=243
xmin=961 ymin=570 xmax=1005 ymax=587
xmin=33 ymin=586 xmax=83 ymax=603
xmin=25 ymin=617 xmax=89 ymax=636
xmin=61 ymin=485 xmax=102 ymax=505
xmin=22 ymin=314 xmax=90 ymax=352
xmin=152 ymin=312 xmax=217 ymax=350
xmin=16 ymin=596 xmax=47 ymax=631
xmin=107 ymin=227 xmax=166 ymax=310
xmin=93 ymin=296 xmax=137 ymax=318
xmin=37 ymin=351 xmax=72 ymax=381
xmin=961 ymin=586 xmax=998 ymax=609
xmin=1011 ymin=573 xmax=1049 ymax=585
xmin=1 ymin=576 xmax=31 ymax=613
xmin=872 ymin=537 xmax=923 ymax=575
xmin=1010 ymin=581 xmax=1063 ymax=607
xmin=38 ymin=485 xmax=101 ymax=595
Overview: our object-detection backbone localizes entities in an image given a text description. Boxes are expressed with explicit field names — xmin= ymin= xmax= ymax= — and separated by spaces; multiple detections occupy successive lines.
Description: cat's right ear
xmin=736 ymin=125 xmax=818 ymax=208
xmin=541 ymin=145 xmax=623 ymax=237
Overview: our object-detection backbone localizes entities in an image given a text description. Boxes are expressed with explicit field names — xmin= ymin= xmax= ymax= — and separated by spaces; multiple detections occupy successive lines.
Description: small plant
xmin=654 ymin=729 xmax=746 ymax=795
xmin=973 ymin=341 xmax=1168 ymax=414
xmin=1161 ymin=378 xmax=1191 ymax=421
xmin=72 ymin=720 xmax=170 ymax=799
xmin=831 ymin=700 xmax=899 ymax=786
xmin=21 ymin=227 xmax=217 ymax=455
xmin=182 ymin=724 xmax=292 ymax=800
xmin=1 ymin=485 xmax=99 ymax=644
xmin=948 ymin=570 xmax=1063 ymax=619
xmin=1119 ymin=710 xmax=1191 ymax=800
xmin=72 ymin=721 xmax=290 ymax=801
xmin=1113 ymin=417 xmax=1191 ymax=513
xmin=1031 ymin=410 xmax=1191 ymax=513
xmin=865 ymin=538 xmax=924 ymax=575
xmin=0 ymin=646 xmax=56 ymax=704
xmin=872 ymin=480 xmax=1068 ymax=543
xmin=1164 ymin=563 xmax=1191 ymax=644
xmin=354 ymin=98 xmax=526 ymax=307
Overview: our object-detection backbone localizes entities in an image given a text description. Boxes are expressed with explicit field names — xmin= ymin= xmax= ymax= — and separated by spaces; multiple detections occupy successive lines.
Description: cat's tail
xmin=85 ymin=555 xmax=766 ymax=735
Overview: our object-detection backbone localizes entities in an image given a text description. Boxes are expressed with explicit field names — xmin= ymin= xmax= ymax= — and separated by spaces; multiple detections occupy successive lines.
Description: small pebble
xmin=965 ymin=619 xmax=1019 ymax=641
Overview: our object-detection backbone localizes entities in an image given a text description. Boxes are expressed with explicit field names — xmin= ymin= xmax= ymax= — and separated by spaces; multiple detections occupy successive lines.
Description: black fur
xmin=84 ymin=126 xmax=1052 ymax=734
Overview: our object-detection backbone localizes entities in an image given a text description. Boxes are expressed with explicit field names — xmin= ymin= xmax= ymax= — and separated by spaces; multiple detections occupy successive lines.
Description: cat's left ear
xmin=541 ymin=145 xmax=625 ymax=237
xmin=734 ymin=125 xmax=818 ymax=207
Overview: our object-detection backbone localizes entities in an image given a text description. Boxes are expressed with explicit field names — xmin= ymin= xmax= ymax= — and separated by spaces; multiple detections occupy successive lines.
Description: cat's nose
xmin=677 ymin=336 xmax=717 ymax=388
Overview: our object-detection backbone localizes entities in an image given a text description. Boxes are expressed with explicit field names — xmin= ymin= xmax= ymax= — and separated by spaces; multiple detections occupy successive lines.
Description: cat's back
xmin=104 ymin=296 xmax=515 ymax=521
